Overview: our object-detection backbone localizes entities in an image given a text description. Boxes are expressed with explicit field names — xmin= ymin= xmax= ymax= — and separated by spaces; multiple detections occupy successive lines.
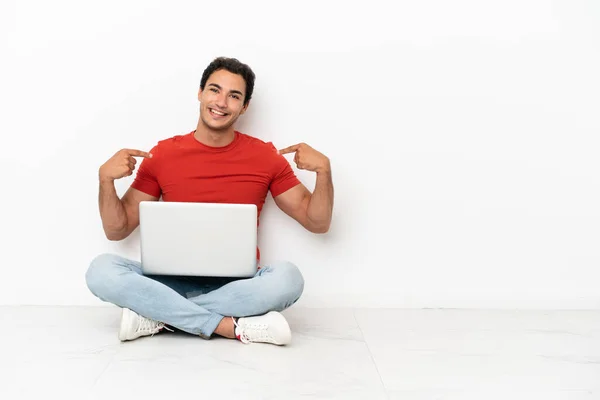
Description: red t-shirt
xmin=131 ymin=130 xmax=301 ymax=261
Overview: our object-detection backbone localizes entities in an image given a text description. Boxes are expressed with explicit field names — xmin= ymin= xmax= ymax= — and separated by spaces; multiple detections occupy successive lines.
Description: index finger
xmin=125 ymin=149 xmax=153 ymax=158
xmin=278 ymin=144 xmax=300 ymax=155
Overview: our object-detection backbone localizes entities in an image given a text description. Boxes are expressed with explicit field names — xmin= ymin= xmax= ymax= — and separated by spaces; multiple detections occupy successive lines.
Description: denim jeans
xmin=85 ymin=253 xmax=304 ymax=338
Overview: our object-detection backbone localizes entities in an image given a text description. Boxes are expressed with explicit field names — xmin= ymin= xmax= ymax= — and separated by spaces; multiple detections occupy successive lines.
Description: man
xmin=85 ymin=57 xmax=334 ymax=346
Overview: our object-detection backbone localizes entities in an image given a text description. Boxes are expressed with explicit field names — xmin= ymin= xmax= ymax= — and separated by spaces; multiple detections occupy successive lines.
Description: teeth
xmin=210 ymin=109 xmax=226 ymax=116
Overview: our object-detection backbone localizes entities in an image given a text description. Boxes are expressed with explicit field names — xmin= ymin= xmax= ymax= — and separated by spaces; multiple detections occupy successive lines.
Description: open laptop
xmin=139 ymin=201 xmax=258 ymax=277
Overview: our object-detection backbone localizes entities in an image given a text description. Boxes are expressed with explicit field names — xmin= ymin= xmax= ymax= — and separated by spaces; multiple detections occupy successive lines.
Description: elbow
xmin=104 ymin=227 xmax=128 ymax=241
xmin=304 ymin=215 xmax=331 ymax=234
xmin=309 ymin=223 xmax=330 ymax=234
xmin=105 ymin=232 xmax=125 ymax=241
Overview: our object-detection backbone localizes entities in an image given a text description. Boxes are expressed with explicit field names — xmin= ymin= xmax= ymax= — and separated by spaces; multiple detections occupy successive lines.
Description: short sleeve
xmin=269 ymin=155 xmax=301 ymax=197
xmin=131 ymin=145 xmax=161 ymax=197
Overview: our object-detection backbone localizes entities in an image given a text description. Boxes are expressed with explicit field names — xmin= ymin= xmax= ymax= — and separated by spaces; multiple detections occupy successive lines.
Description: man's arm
xmin=274 ymin=143 xmax=334 ymax=234
xmin=98 ymin=148 xmax=158 ymax=241
xmin=99 ymin=183 xmax=158 ymax=240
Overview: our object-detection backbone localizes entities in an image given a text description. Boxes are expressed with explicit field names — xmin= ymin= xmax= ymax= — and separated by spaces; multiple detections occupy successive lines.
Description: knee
xmin=268 ymin=260 xmax=305 ymax=305
xmin=85 ymin=253 xmax=121 ymax=297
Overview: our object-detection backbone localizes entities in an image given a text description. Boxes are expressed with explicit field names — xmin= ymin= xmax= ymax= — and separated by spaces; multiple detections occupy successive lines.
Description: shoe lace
xmin=233 ymin=317 xmax=272 ymax=344
xmin=137 ymin=317 xmax=173 ymax=336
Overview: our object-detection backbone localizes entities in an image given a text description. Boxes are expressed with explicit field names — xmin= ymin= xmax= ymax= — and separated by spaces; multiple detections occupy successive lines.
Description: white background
xmin=1 ymin=0 xmax=599 ymax=309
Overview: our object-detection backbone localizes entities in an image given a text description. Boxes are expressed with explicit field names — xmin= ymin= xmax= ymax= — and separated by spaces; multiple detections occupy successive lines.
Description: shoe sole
xmin=118 ymin=308 xmax=135 ymax=341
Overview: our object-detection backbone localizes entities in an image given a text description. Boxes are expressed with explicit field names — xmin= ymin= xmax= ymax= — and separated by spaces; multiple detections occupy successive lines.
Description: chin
xmin=203 ymin=116 xmax=237 ymax=131
xmin=212 ymin=122 xmax=235 ymax=131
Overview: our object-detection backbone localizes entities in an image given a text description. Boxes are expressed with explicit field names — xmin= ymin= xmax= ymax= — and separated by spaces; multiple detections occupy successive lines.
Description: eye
xmin=209 ymin=88 xmax=218 ymax=93
xmin=231 ymin=94 xmax=240 ymax=100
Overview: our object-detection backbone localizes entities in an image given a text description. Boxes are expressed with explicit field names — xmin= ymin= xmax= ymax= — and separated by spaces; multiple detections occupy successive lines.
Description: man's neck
xmin=194 ymin=120 xmax=236 ymax=147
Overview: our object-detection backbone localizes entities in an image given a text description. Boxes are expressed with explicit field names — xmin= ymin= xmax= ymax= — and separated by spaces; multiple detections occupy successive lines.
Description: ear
xmin=240 ymin=100 xmax=250 ymax=115
xmin=197 ymin=88 xmax=203 ymax=102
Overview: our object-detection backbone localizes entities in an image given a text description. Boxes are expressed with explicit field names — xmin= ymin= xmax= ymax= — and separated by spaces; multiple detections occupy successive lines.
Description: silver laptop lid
xmin=139 ymin=201 xmax=258 ymax=277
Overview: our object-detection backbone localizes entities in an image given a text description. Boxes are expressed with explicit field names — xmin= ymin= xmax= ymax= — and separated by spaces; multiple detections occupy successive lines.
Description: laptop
xmin=139 ymin=201 xmax=258 ymax=277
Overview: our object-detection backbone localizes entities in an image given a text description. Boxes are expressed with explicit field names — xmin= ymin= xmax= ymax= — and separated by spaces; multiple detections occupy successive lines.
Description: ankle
xmin=214 ymin=316 xmax=236 ymax=339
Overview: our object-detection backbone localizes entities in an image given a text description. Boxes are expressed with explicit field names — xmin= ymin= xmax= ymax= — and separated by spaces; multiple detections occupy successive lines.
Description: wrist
xmin=316 ymin=161 xmax=331 ymax=175
xmin=99 ymin=176 xmax=115 ymax=185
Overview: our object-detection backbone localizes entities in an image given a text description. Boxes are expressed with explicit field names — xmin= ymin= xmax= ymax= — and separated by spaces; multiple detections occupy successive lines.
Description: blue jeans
xmin=85 ymin=253 xmax=304 ymax=338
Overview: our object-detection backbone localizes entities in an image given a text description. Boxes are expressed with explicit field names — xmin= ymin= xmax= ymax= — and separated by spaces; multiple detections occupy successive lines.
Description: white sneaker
xmin=234 ymin=311 xmax=292 ymax=345
xmin=118 ymin=308 xmax=170 ymax=341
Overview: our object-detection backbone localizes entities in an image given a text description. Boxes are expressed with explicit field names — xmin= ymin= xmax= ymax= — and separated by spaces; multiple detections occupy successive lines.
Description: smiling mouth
xmin=209 ymin=108 xmax=229 ymax=118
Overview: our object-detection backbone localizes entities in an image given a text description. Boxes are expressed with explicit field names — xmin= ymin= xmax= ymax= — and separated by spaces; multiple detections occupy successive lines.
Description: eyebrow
xmin=207 ymin=83 xmax=244 ymax=97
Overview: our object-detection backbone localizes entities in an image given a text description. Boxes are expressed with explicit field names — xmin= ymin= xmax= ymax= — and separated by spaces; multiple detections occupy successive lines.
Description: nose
xmin=215 ymin=92 xmax=228 ymax=109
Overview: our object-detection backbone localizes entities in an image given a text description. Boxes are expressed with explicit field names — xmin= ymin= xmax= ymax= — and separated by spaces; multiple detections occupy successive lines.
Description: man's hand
xmin=279 ymin=143 xmax=330 ymax=174
xmin=99 ymin=149 xmax=152 ymax=182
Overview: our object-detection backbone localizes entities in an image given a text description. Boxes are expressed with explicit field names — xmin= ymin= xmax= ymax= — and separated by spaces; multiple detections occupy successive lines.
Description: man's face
xmin=198 ymin=69 xmax=249 ymax=132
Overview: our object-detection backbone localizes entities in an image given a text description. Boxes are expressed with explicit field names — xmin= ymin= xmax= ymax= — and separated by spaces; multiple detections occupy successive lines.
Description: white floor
xmin=2 ymin=306 xmax=599 ymax=399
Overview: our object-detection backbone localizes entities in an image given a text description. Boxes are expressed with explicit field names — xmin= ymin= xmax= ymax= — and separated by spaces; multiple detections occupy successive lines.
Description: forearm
xmin=98 ymin=179 xmax=128 ymax=240
xmin=306 ymin=169 xmax=334 ymax=233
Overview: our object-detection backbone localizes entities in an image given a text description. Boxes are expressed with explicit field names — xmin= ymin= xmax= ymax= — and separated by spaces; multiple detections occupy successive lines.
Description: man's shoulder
xmin=237 ymin=131 xmax=279 ymax=155
xmin=148 ymin=132 xmax=191 ymax=157
xmin=155 ymin=132 xmax=189 ymax=148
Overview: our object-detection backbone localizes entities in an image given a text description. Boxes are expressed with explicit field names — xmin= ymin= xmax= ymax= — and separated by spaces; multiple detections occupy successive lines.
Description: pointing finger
xmin=125 ymin=149 xmax=153 ymax=158
xmin=278 ymin=144 xmax=300 ymax=155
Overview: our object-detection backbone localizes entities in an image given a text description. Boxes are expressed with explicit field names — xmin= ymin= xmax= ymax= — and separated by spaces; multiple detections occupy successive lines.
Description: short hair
xmin=200 ymin=57 xmax=255 ymax=105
